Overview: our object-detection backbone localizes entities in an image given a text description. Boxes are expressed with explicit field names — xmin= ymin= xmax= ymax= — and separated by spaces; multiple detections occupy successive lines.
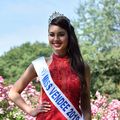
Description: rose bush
xmin=0 ymin=76 xmax=120 ymax=120
xmin=0 ymin=76 xmax=39 ymax=120
xmin=91 ymin=91 xmax=120 ymax=120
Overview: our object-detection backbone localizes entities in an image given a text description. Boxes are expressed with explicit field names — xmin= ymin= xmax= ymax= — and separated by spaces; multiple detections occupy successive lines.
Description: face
xmin=48 ymin=25 xmax=68 ymax=56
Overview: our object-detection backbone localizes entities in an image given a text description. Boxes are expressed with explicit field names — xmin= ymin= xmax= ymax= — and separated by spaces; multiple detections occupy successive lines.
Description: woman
xmin=9 ymin=12 xmax=91 ymax=120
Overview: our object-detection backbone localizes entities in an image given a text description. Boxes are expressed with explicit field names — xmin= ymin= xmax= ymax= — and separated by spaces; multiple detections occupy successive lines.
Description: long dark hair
xmin=49 ymin=16 xmax=87 ymax=91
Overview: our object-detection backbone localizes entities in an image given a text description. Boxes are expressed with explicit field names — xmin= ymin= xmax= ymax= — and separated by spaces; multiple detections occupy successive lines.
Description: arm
xmin=81 ymin=63 xmax=91 ymax=120
xmin=8 ymin=64 xmax=51 ymax=116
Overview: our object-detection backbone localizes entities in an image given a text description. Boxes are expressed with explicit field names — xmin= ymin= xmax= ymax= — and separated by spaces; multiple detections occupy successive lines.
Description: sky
xmin=0 ymin=0 xmax=79 ymax=56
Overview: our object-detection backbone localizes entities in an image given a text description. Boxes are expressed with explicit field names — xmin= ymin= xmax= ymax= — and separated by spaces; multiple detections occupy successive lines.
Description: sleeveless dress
xmin=36 ymin=54 xmax=82 ymax=120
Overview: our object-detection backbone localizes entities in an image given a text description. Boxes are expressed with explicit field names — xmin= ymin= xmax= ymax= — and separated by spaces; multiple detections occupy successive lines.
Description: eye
xmin=49 ymin=32 xmax=54 ymax=37
xmin=58 ymin=32 xmax=65 ymax=37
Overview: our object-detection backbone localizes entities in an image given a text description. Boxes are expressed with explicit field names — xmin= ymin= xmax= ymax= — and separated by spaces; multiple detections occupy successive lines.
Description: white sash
xmin=32 ymin=57 xmax=84 ymax=120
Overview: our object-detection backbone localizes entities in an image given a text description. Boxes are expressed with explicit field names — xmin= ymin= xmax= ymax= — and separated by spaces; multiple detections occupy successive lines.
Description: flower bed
xmin=0 ymin=76 xmax=120 ymax=120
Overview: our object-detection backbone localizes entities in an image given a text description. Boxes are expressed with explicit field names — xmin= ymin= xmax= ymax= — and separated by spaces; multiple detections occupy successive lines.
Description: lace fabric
xmin=36 ymin=54 xmax=82 ymax=120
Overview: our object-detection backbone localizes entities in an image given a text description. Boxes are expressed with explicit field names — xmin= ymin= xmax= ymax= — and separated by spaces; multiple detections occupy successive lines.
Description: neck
xmin=53 ymin=51 xmax=67 ymax=57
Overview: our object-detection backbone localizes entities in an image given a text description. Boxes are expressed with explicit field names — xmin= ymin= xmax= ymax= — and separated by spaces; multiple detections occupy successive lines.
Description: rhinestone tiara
xmin=49 ymin=11 xmax=68 ymax=24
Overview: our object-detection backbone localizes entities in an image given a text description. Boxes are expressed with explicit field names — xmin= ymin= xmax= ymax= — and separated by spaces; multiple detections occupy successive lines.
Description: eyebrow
xmin=49 ymin=31 xmax=66 ymax=33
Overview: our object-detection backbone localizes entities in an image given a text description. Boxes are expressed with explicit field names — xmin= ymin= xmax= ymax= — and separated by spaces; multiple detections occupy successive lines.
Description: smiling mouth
xmin=52 ymin=43 xmax=61 ymax=47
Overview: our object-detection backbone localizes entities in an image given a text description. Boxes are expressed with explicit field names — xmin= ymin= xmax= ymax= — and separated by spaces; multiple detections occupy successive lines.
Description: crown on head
xmin=49 ymin=11 xmax=64 ymax=24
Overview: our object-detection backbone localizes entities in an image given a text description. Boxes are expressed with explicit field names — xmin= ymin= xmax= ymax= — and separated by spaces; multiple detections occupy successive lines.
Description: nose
xmin=54 ymin=35 xmax=59 ymax=41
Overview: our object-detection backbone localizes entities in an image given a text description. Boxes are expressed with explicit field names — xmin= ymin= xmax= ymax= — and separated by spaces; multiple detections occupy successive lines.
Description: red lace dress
xmin=36 ymin=54 xmax=82 ymax=120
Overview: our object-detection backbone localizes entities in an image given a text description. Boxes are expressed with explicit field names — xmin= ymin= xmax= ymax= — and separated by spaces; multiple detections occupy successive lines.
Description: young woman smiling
xmin=9 ymin=12 xmax=91 ymax=120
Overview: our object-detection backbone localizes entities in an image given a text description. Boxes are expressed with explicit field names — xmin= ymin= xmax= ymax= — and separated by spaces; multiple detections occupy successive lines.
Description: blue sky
xmin=0 ymin=0 xmax=79 ymax=56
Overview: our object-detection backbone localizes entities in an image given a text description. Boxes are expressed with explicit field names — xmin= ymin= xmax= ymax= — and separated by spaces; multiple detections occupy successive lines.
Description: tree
xmin=76 ymin=0 xmax=120 ymax=51
xmin=0 ymin=42 xmax=52 ymax=84
xmin=74 ymin=0 xmax=120 ymax=99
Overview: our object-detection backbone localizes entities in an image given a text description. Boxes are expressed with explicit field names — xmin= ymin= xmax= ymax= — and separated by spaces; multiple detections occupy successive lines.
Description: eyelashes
xmin=49 ymin=32 xmax=65 ymax=37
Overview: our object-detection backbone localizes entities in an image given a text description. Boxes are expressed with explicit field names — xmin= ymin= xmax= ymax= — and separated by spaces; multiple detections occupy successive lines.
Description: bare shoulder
xmin=45 ymin=56 xmax=52 ymax=66
xmin=10 ymin=64 xmax=37 ymax=93
xmin=20 ymin=63 xmax=37 ymax=82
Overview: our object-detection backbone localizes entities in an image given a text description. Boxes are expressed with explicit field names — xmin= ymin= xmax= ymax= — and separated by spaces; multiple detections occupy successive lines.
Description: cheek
xmin=64 ymin=37 xmax=68 ymax=46
xmin=48 ymin=37 xmax=52 ymax=43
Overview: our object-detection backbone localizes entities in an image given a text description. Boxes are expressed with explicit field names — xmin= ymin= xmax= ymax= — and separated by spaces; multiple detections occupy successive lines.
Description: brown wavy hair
xmin=49 ymin=16 xmax=87 ymax=92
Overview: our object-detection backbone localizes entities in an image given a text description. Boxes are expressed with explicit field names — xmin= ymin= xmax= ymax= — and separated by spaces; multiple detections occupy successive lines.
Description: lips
xmin=52 ymin=43 xmax=62 ymax=48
